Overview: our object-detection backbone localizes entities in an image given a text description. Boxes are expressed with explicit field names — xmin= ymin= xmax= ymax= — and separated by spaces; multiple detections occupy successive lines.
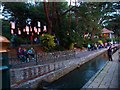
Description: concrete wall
xmin=10 ymin=49 xmax=108 ymax=88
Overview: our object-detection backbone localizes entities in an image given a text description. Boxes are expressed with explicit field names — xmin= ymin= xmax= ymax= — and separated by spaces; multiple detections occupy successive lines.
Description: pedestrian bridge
xmin=10 ymin=45 xmax=120 ymax=88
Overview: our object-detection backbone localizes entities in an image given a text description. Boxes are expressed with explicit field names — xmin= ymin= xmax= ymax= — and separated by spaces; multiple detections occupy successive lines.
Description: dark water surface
xmin=45 ymin=54 xmax=108 ymax=90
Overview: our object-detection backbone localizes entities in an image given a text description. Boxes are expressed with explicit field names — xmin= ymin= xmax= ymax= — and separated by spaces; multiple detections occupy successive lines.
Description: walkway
xmin=82 ymin=49 xmax=120 ymax=89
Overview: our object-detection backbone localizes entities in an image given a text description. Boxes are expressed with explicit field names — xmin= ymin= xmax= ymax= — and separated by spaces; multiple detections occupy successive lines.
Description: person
xmin=17 ymin=47 xmax=24 ymax=62
xmin=87 ymin=44 xmax=91 ymax=51
xmin=23 ymin=48 xmax=28 ymax=62
xmin=27 ymin=47 xmax=35 ymax=60
xmin=107 ymin=45 xmax=113 ymax=61
xmin=34 ymin=37 xmax=40 ymax=44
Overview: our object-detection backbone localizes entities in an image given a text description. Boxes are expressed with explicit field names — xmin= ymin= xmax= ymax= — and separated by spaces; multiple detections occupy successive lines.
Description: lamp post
xmin=0 ymin=36 xmax=10 ymax=89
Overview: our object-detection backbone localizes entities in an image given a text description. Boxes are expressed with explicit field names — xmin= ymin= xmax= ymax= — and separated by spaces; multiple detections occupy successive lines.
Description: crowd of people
xmin=87 ymin=42 xmax=112 ymax=51
xmin=17 ymin=47 xmax=35 ymax=62
xmin=87 ymin=42 xmax=119 ymax=62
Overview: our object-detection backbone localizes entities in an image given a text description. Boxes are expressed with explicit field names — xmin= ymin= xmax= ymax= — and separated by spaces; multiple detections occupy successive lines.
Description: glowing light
xmin=38 ymin=21 xmax=41 ymax=27
xmin=37 ymin=32 xmax=39 ymax=35
xmin=43 ymin=26 xmax=47 ymax=32
xmin=42 ymin=34 xmax=44 ymax=36
xmin=34 ymin=27 xmax=37 ymax=33
xmin=18 ymin=28 xmax=21 ymax=35
xmin=26 ymin=26 xmax=29 ymax=32
xmin=10 ymin=22 xmax=15 ymax=29
xmin=23 ymin=28 xmax=26 ymax=32
xmin=27 ymin=32 xmax=29 ymax=35
xmin=38 ymin=28 xmax=41 ymax=32
xmin=30 ymin=26 xmax=32 ymax=32
xmin=11 ymin=29 xmax=14 ymax=34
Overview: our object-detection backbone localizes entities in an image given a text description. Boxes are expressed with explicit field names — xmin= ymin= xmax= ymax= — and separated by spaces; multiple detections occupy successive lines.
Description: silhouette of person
xmin=107 ymin=45 xmax=113 ymax=61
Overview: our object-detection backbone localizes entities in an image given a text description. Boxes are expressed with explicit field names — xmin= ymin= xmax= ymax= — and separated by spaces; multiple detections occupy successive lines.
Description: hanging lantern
xmin=30 ymin=26 xmax=32 ymax=32
xmin=37 ymin=32 xmax=39 ymax=35
xmin=26 ymin=26 xmax=29 ymax=32
xmin=10 ymin=21 xmax=15 ymax=29
xmin=23 ymin=28 xmax=26 ymax=32
xmin=38 ymin=28 xmax=41 ymax=32
xmin=11 ymin=29 xmax=14 ymax=34
xmin=43 ymin=26 xmax=47 ymax=32
xmin=38 ymin=21 xmax=41 ymax=27
xmin=18 ymin=28 xmax=21 ymax=35
xmin=34 ymin=27 xmax=37 ymax=33
xmin=27 ymin=32 xmax=29 ymax=35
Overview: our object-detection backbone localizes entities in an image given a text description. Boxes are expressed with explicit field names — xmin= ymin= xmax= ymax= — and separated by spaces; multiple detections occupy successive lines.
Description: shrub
xmin=40 ymin=34 xmax=56 ymax=52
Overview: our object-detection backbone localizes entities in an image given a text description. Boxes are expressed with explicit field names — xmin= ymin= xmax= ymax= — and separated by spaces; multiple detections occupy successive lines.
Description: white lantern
xmin=43 ymin=26 xmax=47 ymax=32
xmin=11 ymin=29 xmax=14 ymax=34
xmin=26 ymin=26 xmax=29 ymax=32
xmin=10 ymin=22 xmax=15 ymax=29
xmin=18 ymin=29 xmax=21 ymax=35
xmin=38 ymin=21 xmax=41 ymax=27
xmin=38 ymin=28 xmax=41 ymax=32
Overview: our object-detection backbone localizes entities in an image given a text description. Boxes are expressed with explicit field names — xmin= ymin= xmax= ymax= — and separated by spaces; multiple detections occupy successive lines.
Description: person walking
xmin=107 ymin=45 xmax=113 ymax=61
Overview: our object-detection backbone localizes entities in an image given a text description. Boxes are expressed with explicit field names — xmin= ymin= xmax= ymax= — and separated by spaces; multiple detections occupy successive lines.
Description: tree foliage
xmin=2 ymin=2 xmax=120 ymax=50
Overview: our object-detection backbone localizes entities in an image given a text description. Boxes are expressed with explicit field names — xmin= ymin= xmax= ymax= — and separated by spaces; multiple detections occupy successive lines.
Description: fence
xmin=8 ymin=50 xmax=76 ymax=68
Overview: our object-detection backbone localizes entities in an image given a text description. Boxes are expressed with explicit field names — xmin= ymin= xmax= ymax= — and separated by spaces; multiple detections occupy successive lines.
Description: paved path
xmin=82 ymin=49 xmax=120 ymax=89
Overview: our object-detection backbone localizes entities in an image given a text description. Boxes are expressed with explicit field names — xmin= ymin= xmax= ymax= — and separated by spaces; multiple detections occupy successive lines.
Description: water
xmin=44 ymin=54 xmax=108 ymax=90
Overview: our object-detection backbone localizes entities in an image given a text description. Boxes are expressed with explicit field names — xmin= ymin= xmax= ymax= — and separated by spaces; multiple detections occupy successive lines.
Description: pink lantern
xmin=30 ymin=26 xmax=32 ymax=32
xmin=26 ymin=26 xmax=29 ymax=32
xmin=23 ymin=28 xmax=26 ymax=32
xmin=18 ymin=28 xmax=21 ymax=35
xmin=34 ymin=27 xmax=37 ymax=33
xmin=10 ymin=21 xmax=15 ymax=29
xmin=38 ymin=28 xmax=41 ymax=32
xmin=11 ymin=29 xmax=14 ymax=34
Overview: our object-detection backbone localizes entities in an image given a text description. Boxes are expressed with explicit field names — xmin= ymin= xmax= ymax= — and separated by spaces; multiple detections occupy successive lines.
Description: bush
xmin=40 ymin=34 xmax=56 ymax=52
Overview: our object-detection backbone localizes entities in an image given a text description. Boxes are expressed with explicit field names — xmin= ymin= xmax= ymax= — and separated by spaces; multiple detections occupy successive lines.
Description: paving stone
xmin=99 ymin=85 xmax=109 ymax=88
xmin=82 ymin=49 xmax=120 ymax=89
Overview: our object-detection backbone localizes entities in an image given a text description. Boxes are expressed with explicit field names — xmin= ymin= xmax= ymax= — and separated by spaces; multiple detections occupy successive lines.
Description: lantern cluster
xmin=10 ymin=21 xmax=47 ymax=35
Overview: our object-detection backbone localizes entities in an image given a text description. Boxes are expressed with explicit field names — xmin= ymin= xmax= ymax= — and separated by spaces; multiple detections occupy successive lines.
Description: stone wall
xmin=10 ymin=49 xmax=108 ymax=88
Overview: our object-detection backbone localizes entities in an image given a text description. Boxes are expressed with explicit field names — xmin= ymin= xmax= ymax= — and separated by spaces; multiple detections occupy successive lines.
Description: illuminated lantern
xmin=38 ymin=28 xmax=41 ymax=32
xmin=10 ymin=21 xmax=15 ymax=29
xmin=43 ymin=26 xmax=47 ymax=32
xmin=27 ymin=32 xmax=29 ymax=35
xmin=18 ymin=28 xmax=21 ymax=35
xmin=26 ymin=26 xmax=29 ymax=32
xmin=11 ymin=29 xmax=14 ymax=34
xmin=30 ymin=26 xmax=32 ymax=32
xmin=37 ymin=32 xmax=39 ymax=35
xmin=38 ymin=21 xmax=41 ymax=27
xmin=23 ymin=28 xmax=26 ymax=32
xmin=34 ymin=27 xmax=37 ymax=33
